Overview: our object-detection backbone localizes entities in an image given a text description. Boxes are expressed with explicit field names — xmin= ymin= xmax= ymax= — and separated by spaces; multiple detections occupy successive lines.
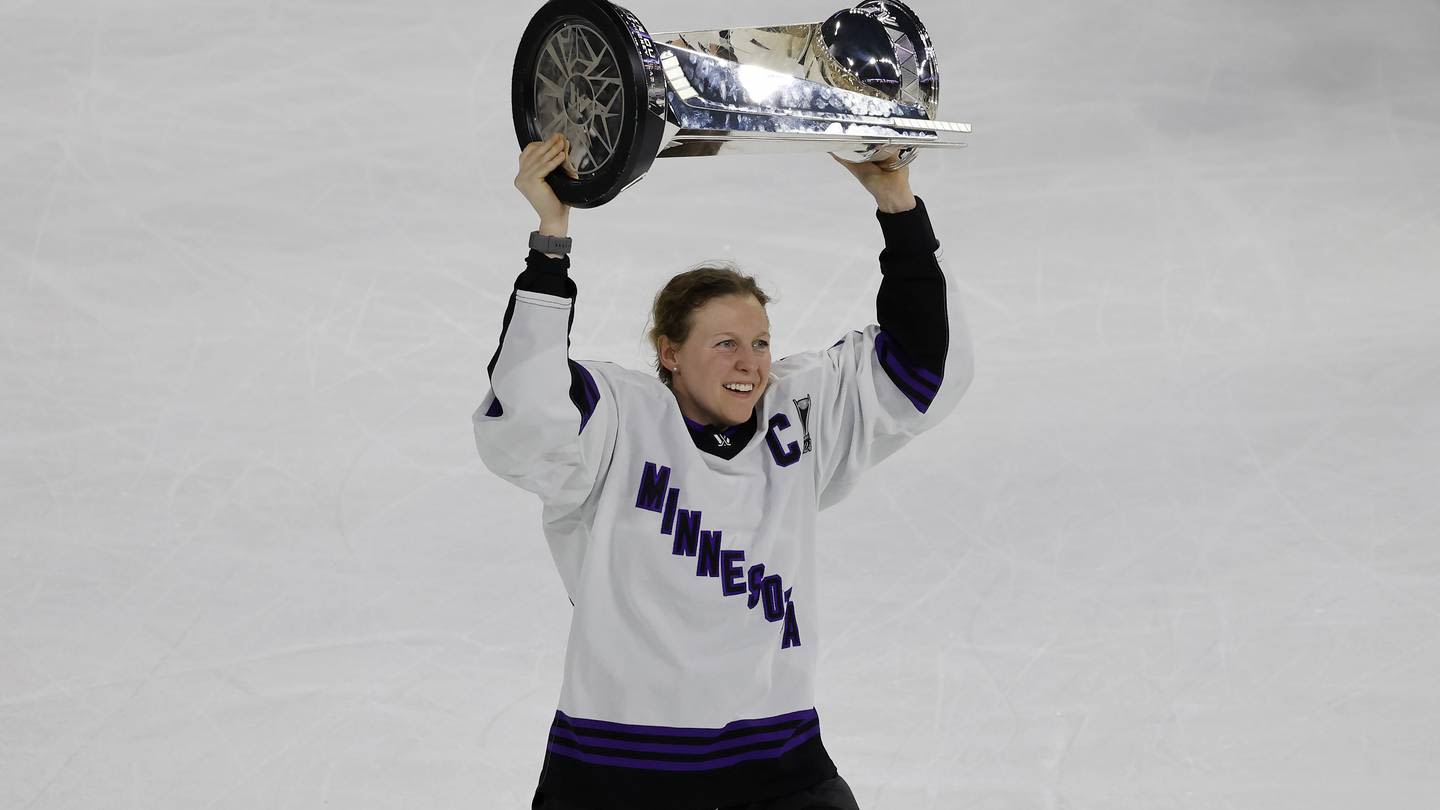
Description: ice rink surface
xmin=3 ymin=0 xmax=1439 ymax=807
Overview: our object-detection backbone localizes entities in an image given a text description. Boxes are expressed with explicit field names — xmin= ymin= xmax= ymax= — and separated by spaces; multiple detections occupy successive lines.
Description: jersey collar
xmin=681 ymin=410 xmax=758 ymax=460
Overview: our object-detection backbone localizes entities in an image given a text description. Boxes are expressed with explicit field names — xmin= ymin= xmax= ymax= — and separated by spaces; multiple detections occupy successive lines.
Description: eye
xmin=753 ymin=339 xmax=770 ymax=351
xmin=716 ymin=339 xmax=736 ymax=349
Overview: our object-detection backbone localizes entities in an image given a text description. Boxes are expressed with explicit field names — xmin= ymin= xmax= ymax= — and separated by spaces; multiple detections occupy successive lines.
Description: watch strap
xmin=529 ymin=231 xmax=572 ymax=256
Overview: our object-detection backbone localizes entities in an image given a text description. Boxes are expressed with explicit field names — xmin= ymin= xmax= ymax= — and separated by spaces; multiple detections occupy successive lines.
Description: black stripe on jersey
xmin=550 ymin=710 xmax=814 ymax=749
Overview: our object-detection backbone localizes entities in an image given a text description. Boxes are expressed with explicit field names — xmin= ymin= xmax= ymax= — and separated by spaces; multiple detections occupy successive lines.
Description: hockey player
xmin=475 ymin=132 xmax=974 ymax=810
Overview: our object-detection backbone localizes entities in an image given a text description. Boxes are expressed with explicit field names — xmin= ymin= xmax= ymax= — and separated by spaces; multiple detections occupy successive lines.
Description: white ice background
xmin=2 ymin=0 xmax=1439 ymax=808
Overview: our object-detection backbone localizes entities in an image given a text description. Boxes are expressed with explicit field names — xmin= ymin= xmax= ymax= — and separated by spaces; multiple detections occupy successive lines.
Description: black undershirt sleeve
xmin=873 ymin=196 xmax=948 ymax=375
xmin=515 ymin=248 xmax=575 ymax=299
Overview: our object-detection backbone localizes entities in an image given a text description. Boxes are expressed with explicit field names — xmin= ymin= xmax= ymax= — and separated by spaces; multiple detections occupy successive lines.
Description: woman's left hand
xmin=831 ymin=148 xmax=917 ymax=213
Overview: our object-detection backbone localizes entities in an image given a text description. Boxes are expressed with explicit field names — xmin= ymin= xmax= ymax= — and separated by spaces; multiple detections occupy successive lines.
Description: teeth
xmin=723 ymin=383 xmax=754 ymax=392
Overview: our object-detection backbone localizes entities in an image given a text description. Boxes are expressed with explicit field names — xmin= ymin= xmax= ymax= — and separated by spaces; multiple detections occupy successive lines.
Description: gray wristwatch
xmin=529 ymin=231 xmax=572 ymax=256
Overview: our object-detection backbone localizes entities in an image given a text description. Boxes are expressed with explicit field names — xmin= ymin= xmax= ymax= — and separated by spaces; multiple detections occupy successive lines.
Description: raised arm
xmin=473 ymin=137 xmax=615 ymax=510
xmin=807 ymin=154 xmax=974 ymax=507
xmin=833 ymin=152 xmax=949 ymax=401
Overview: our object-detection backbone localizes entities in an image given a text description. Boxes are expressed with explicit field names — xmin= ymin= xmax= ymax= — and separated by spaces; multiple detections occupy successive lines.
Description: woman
xmin=475 ymin=133 xmax=973 ymax=810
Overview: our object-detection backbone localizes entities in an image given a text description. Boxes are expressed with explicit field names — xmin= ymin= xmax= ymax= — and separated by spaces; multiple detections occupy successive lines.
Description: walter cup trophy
xmin=511 ymin=0 xmax=971 ymax=207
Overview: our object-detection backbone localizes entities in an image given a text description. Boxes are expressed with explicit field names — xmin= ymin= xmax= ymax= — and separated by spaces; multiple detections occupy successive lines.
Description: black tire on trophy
xmin=512 ymin=0 xmax=666 ymax=208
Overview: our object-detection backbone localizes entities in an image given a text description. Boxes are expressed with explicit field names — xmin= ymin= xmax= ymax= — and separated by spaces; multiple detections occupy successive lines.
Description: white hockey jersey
xmin=474 ymin=200 xmax=972 ymax=810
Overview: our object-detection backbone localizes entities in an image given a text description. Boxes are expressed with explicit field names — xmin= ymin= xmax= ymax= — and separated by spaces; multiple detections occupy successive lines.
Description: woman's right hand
xmin=515 ymin=133 xmax=578 ymax=234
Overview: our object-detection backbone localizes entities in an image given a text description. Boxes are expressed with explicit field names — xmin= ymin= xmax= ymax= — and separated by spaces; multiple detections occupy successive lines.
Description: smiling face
xmin=659 ymin=294 xmax=772 ymax=428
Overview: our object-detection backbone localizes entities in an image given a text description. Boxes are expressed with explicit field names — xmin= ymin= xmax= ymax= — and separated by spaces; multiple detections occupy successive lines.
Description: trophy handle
xmin=511 ymin=0 xmax=669 ymax=208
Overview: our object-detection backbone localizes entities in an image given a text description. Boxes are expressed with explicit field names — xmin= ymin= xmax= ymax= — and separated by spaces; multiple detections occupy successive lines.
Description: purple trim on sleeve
xmin=484 ymin=397 xmax=503 ymax=418
xmin=912 ymin=364 xmax=942 ymax=388
xmin=874 ymin=330 xmax=941 ymax=413
xmin=570 ymin=361 xmax=601 ymax=434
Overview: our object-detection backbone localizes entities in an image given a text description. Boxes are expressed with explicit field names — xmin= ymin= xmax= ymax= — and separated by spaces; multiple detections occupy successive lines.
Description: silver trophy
xmin=512 ymin=0 xmax=971 ymax=207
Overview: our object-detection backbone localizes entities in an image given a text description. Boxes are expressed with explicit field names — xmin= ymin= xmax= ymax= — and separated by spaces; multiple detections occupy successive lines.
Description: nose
xmin=735 ymin=345 xmax=760 ymax=374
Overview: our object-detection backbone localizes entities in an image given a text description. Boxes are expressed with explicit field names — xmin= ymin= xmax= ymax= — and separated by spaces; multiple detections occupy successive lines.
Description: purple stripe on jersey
xmin=545 ymin=724 xmax=822 ymax=772
xmin=554 ymin=708 xmax=816 ymax=738
xmin=874 ymin=331 xmax=940 ymax=412
xmin=912 ymin=363 xmax=942 ymax=387
xmin=548 ymin=724 xmax=798 ymax=756
xmin=875 ymin=331 xmax=940 ymax=397
xmin=890 ymin=382 xmax=930 ymax=414
xmin=484 ymin=397 xmax=503 ymax=418
xmin=570 ymin=361 xmax=600 ymax=433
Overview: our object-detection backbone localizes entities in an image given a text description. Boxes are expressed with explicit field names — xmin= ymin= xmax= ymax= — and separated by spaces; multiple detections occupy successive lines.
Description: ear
xmin=658 ymin=337 xmax=679 ymax=369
